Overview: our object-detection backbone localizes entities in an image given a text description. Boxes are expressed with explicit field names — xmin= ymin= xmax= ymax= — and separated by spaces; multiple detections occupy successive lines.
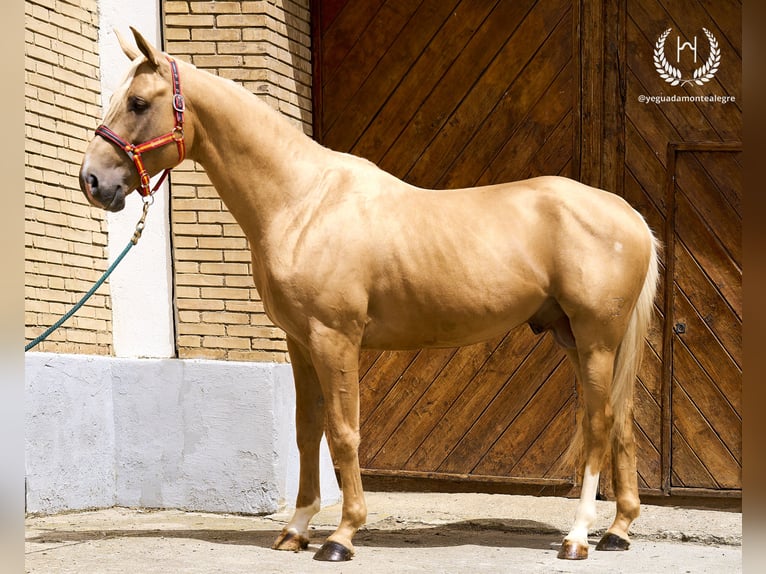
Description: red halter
xmin=95 ymin=56 xmax=185 ymax=197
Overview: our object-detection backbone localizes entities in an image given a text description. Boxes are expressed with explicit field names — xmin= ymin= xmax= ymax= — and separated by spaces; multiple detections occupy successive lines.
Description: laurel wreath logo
xmin=654 ymin=28 xmax=721 ymax=86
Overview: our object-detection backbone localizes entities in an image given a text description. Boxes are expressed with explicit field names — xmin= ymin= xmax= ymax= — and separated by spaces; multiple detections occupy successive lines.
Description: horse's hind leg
xmin=272 ymin=337 xmax=325 ymax=552
xmin=559 ymin=347 xmax=615 ymax=560
xmin=596 ymin=402 xmax=639 ymax=551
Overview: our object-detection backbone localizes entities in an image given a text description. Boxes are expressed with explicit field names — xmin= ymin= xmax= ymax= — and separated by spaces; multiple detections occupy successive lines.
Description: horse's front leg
xmin=307 ymin=323 xmax=366 ymax=562
xmin=272 ymin=337 xmax=325 ymax=552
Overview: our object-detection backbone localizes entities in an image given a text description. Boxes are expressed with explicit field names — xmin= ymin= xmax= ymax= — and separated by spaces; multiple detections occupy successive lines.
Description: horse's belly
xmin=359 ymin=297 xmax=542 ymax=350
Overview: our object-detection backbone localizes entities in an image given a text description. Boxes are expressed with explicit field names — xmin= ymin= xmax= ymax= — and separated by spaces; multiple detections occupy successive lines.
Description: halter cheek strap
xmin=95 ymin=56 xmax=185 ymax=197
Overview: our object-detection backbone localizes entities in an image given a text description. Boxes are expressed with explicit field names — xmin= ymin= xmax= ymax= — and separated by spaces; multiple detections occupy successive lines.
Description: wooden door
xmin=311 ymin=0 xmax=742 ymax=499
xmin=665 ymin=144 xmax=742 ymax=495
xmin=624 ymin=0 xmax=742 ymax=498
xmin=313 ymin=0 xmax=581 ymax=492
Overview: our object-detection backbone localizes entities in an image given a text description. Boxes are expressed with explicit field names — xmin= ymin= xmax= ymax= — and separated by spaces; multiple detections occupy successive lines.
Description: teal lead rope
xmin=25 ymin=198 xmax=152 ymax=352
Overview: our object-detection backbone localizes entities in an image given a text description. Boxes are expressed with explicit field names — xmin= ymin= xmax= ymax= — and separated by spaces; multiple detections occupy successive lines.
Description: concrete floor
xmin=25 ymin=491 xmax=742 ymax=573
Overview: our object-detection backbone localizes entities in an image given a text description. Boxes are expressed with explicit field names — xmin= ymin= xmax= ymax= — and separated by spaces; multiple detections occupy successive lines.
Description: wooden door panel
xmin=474 ymin=63 xmax=575 ymax=186
xmin=359 ymin=350 xmax=419 ymax=428
xmin=402 ymin=330 xmax=544 ymax=473
xmin=674 ymin=243 xmax=741 ymax=370
xmin=671 ymin=380 xmax=740 ymax=489
xmin=625 ymin=0 xmax=742 ymax=498
xmin=694 ymin=151 xmax=741 ymax=216
xmin=671 ymin=427 xmax=718 ymax=490
xmin=675 ymin=159 xmax=741 ymax=267
xmin=668 ymin=148 xmax=742 ymax=493
xmin=672 ymin=255 xmax=741 ymax=396
xmin=438 ymin=335 xmax=564 ymax=474
xmin=314 ymin=0 xmax=741 ymax=498
xmin=321 ymin=0 xmax=400 ymax=123
xmin=315 ymin=0 xmax=579 ymax=490
xmin=323 ymin=0 xmax=463 ymax=151
xmin=375 ymin=0 xmax=546 ymax=182
xmin=509 ymin=395 xmax=574 ymax=478
xmin=348 ymin=0 xmax=500 ymax=163
xmin=672 ymin=323 xmax=740 ymax=464
xmin=473 ymin=357 xmax=571 ymax=477
xmin=361 ymin=347 xmax=457 ymax=466
xmin=369 ymin=339 xmax=500 ymax=470
xmin=407 ymin=0 xmax=573 ymax=187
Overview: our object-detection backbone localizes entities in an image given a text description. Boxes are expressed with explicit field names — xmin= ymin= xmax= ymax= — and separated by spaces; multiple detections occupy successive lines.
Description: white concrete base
xmin=25 ymin=353 xmax=340 ymax=515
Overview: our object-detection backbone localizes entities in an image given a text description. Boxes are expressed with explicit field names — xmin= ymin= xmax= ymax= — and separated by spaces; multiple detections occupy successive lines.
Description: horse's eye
xmin=128 ymin=96 xmax=149 ymax=114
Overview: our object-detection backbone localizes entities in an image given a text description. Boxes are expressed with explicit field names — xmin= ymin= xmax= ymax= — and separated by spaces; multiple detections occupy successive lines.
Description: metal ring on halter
xmin=173 ymin=93 xmax=185 ymax=113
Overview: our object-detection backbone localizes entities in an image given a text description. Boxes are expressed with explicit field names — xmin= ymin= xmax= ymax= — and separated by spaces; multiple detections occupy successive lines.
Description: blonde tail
xmin=609 ymin=229 xmax=660 ymax=449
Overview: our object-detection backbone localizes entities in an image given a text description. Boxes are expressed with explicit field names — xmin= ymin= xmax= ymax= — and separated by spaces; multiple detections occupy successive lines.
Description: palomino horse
xmin=80 ymin=29 xmax=659 ymax=562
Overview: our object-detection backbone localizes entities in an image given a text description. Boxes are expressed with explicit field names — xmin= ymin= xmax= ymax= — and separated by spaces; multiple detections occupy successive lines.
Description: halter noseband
xmin=95 ymin=56 xmax=185 ymax=197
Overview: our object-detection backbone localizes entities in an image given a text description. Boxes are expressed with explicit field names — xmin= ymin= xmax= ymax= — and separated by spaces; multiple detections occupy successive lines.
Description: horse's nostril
xmin=85 ymin=174 xmax=99 ymax=197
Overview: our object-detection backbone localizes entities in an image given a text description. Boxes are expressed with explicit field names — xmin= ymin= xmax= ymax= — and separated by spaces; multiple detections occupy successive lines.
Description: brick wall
xmin=24 ymin=0 xmax=112 ymax=354
xmin=24 ymin=1 xmax=312 ymax=360
xmin=164 ymin=1 xmax=312 ymax=362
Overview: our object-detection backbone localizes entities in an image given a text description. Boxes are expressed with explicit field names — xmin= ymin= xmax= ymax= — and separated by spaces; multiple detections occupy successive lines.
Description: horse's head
xmin=79 ymin=28 xmax=188 ymax=212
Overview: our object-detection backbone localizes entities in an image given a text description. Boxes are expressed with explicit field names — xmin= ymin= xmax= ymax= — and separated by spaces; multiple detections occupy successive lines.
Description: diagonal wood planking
xmin=314 ymin=0 xmax=741 ymax=497
xmin=316 ymin=0 xmax=579 ymax=488
xmin=625 ymin=0 xmax=741 ymax=495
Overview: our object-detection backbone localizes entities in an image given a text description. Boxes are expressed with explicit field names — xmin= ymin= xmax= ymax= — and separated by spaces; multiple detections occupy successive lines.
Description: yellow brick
xmin=177 ymin=298 xmax=226 ymax=311
xmin=190 ymin=1 xmax=242 ymax=14
xmin=200 ymin=287 xmax=251 ymax=300
xmin=201 ymin=311 xmax=250 ymax=325
xmin=177 ymin=274 xmax=224 ymax=287
xmin=225 ymin=301 xmax=264 ymax=314
xmin=166 ymin=0 xmax=306 ymax=358
xmin=165 ymin=28 xmax=191 ymax=41
xmin=199 ymin=262 xmax=250 ymax=275
xmin=192 ymin=28 xmax=241 ymax=41
xmin=202 ymin=336 xmax=251 ymax=350
xmin=178 ymin=311 xmax=201 ymax=323
xmin=224 ymin=275 xmax=255 ymax=288
xmin=179 ymin=323 xmax=226 ymax=336
xmin=181 ymin=347 xmax=226 ymax=360
xmin=175 ymin=249 xmax=225 ymax=262
xmin=164 ymin=2 xmax=190 ymax=15
xmin=227 ymin=325 xmax=282 ymax=338
xmin=173 ymin=236 xmax=199 ymax=249
xmin=165 ymin=39 xmax=216 ymax=54
xmin=215 ymin=14 xmax=268 ymax=28
xmin=25 ymin=0 xmax=110 ymax=356
xmin=198 ymin=237 xmax=247 ymax=250
xmin=176 ymin=286 xmax=201 ymax=299
xmin=172 ymin=9 xmax=219 ymax=25
xmin=177 ymin=335 xmax=202 ymax=348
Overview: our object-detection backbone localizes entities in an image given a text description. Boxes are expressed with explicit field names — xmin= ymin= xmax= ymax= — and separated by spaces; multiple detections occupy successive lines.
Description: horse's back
xmin=351 ymin=174 xmax=652 ymax=349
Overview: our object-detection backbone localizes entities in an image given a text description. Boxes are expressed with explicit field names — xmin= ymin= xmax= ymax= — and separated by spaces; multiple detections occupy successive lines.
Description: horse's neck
xmin=183 ymin=63 xmax=326 ymax=239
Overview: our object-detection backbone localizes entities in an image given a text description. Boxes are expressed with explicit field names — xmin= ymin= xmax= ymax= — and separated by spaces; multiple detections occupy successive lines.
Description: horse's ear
xmin=115 ymin=28 xmax=139 ymax=61
xmin=129 ymin=26 xmax=162 ymax=69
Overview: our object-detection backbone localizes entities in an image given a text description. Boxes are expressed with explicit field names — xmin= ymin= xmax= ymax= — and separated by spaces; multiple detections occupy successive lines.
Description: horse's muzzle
xmin=79 ymin=169 xmax=127 ymax=212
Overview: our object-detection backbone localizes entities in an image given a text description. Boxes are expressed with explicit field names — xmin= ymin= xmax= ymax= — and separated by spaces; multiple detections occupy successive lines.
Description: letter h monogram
xmin=677 ymin=35 xmax=698 ymax=63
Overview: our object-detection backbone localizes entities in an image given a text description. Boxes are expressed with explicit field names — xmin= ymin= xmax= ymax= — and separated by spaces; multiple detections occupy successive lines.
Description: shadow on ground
xmin=27 ymin=517 xmax=563 ymax=552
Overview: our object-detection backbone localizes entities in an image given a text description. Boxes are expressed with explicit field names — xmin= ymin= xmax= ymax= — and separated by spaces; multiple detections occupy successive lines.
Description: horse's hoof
xmin=313 ymin=540 xmax=353 ymax=561
xmin=557 ymin=538 xmax=589 ymax=560
xmin=596 ymin=532 xmax=630 ymax=551
xmin=272 ymin=529 xmax=309 ymax=552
